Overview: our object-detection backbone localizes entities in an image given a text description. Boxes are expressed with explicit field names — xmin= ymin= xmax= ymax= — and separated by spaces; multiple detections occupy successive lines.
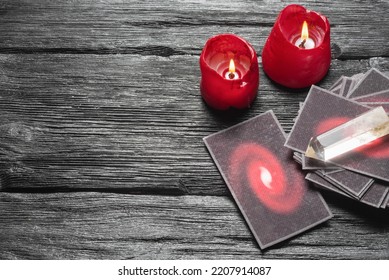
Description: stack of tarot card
xmin=203 ymin=68 xmax=387 ymax=249
xmin=285 ymin=68 xmax=389 ymax=209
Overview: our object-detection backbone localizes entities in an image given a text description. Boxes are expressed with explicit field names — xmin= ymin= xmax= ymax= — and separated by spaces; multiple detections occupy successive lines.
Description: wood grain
xmin=0 ymin=0 xmax=388 ymax=260
xmin=0 ymin=191 xmax=388 ymax=259
xmin=0 ymin=0 xmax=387 ymax=58
xmin=1 ymin=55 xmax=388 ymax=192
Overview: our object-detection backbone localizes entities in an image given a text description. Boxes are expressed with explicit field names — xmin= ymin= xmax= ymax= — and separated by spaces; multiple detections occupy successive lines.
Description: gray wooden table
xmin=0 ymin=0 xmax=388 ymax=259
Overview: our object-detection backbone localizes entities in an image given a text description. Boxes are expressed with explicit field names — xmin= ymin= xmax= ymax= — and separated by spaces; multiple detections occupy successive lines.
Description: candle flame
xmin=301 ymin=21 xmax=309 ymax=40
xmin=229 ymin=59 xmax=236 ymax=73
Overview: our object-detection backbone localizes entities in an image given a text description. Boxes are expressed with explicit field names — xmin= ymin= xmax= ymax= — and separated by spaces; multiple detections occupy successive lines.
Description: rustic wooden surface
xmin=0 ymin=0 xmax=388 ymax=259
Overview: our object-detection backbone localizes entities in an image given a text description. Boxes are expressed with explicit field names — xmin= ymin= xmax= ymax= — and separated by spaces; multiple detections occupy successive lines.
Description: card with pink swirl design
xmin=285 ymin=87 xmax=389 ymax=182
xmin=204 ymin=110 xmax=332 ymax=249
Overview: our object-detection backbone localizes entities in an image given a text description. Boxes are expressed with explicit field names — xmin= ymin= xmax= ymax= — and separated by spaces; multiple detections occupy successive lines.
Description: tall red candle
xmin=200 ymin=34 xmax=259 ymax=110
xmin=262 ymin=4 xmax=331 ymax=88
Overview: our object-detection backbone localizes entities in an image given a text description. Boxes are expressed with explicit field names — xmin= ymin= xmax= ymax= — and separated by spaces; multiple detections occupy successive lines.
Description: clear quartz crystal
xmin=305 ymin=106 xmax=389 ymax=161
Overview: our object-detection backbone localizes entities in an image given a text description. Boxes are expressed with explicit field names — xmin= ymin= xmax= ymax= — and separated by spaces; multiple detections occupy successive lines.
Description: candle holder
xmin=262 ymin=4 xmax=331 ymax=89
xmin=200 ymin=34 xmax=259 ymax=110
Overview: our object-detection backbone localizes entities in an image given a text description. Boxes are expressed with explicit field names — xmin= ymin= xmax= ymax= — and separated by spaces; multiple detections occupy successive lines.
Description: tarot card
xmin=285 ymin=86 xmax=370 ymax=152
xmin=305 ymin=173 xmax=355 ymax=199
xmin=353 ymin=89 xmax=389 ymax=103
xmin=347 ymin=68 xmax=389 ymax=99
xmin=360 ymin=181 xmax=389 ymax=208
xmin=320 ymin=170 xmax=373 ymax=198
xmin=339 ymin=77 xmax=353 ymax=97
xmin=329 ymin=76 xmax=345 ymax=91
xmin=305 ymin=172 xmax=382 ymax=208
xmin=381 ymin=191 xmax=389 ymax=209
xmin=293 ymin=152 xmax=303 ymax=165
xmin=321 ymin=169 xmax=344 ymax=175
xmin=350 ymin=73 xmax=365 ymax=91
xmin=285 ymin=86 xmax=389 ymax=182
xmin=302 ymin=154 xmax=339 ymax=170
xmin=204 ymin=111 xmax=332 ymax=249
xmin=293 ymin=152 xmax=341 ymax=173
xmin=331 ymin=85 xmax=342 ymax=96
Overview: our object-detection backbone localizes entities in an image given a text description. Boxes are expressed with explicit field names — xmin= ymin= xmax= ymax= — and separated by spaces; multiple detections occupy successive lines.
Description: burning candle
xmin=262 ymin=4 xmax=331 ymax=88
xmin=225 ymin=59 xmax=239 ymax=80
xmin=294 ymin=21 xmax=315 ymax=49
xmin=200 ymin=34 xmax=259 ymax=110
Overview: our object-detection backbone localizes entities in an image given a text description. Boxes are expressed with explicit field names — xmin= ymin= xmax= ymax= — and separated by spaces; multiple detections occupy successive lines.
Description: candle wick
xmin=299 ymin=39 xmax=306 ymax=49
xmin=228 ymin=72 xmax=235 ymax=79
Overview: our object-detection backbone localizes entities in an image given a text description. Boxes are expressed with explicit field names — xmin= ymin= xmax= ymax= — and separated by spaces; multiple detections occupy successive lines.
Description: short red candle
xmin=200 ymin=34 xmax=259 ymax=110
xmin=262 ymin=4 xmax=331 ymax=88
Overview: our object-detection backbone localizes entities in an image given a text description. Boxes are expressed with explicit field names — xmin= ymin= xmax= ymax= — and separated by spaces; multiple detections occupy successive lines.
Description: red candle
xmin=200 ymin=34 xmax=259 ymax=110
xmin=262 ymin=4 xmax=331 ymax=88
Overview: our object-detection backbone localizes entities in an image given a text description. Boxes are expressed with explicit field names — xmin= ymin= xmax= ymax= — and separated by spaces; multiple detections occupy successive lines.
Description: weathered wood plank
xmin=1 ymin=54 xmax=388 ymax=192
xmin=0 ymin=192 xmax=387 ymax=259
xmin=0 ymin=0 xmax=388 ymax=262
xmin=0 ymin=0 xmax=387 ymax=58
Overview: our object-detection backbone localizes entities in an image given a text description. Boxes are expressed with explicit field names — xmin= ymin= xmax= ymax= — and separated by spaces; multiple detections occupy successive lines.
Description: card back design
xmin=285 ymin=86 xmax=389 ymax=182
xmin=348 ymin=68 xmax=389 ymax=99
xmin=360 ymin=181 xmax=389 ymax=208
xmin=354 ymin=89 xmax=389 ymax=103
xmin=204 ymin=111 xmax=332 ymax=249
xmin=305 ymin=173 xmax=354 ymax=199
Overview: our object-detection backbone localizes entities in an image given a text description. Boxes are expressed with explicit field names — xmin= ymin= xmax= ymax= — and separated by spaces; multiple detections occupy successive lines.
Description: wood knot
xmin=8 ymin=123 xmax=33 ymax=142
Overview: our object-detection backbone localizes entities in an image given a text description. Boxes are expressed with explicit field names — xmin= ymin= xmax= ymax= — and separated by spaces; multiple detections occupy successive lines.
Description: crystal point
xmin=305 ymin=106 xmax=389 ymax=161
